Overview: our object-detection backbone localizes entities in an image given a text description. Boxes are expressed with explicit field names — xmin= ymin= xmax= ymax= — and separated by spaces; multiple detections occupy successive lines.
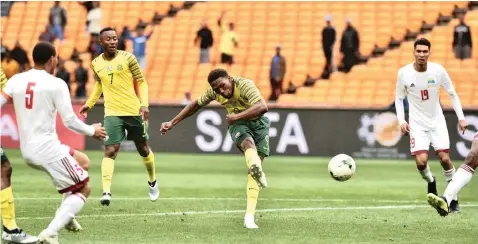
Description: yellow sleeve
xmin=86 ymin=81 xmax=103 ymax=108
xmin=241 ymin=80 xmax=261 ymax=104
xmin=197 ymin=87 xmax=216 ymax=106
xmin=0 ymin=68 xmax=7 ymax=91
xmin=127 ymin=54 xmax=149 ymax=107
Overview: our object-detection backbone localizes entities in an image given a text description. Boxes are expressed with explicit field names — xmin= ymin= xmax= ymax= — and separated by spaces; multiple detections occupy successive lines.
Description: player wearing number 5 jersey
xmin=79 ymin=27 xmax=159 ymax=206
xmin=395 ymin=38 xmax=468 ymax=213
xmin=0 ymin=42 xmax=107 ymax=244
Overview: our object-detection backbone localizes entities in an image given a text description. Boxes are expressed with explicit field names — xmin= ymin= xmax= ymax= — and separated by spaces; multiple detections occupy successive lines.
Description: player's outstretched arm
xmin=160 ymin=100 xmax=202 ymax=134
xmin=80 ymin=81 xmax=103 ymax=117
xmin=441 ymin=67 xmax=467 ymax=133
xmin=55 ymin=81 xmax=106 ymax=140
xmin=394 ymin=70 xmax=409 ymax=135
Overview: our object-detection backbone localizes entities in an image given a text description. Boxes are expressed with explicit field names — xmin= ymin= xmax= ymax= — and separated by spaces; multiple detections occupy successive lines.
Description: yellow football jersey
xmin=86 ymin=51 xmax=149 ymax=117
xmin=198 ymin=76 xmax=262 ymax=115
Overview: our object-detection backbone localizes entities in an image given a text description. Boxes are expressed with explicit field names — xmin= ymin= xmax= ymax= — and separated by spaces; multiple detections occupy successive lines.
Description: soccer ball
xmin=328 ymin=154 xmax=356 ymax=182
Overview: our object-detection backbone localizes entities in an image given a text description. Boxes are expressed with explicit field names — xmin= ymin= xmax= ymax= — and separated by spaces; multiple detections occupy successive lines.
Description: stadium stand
xmin=1 ymin=1 xmax=476 ymax=108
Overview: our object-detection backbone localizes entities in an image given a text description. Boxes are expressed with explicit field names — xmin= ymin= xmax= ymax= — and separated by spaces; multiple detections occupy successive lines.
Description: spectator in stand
xmin=339 ymin=19 xmax=360 ymax=73
xmin=39 ymin=25 xmax=56 ymax=43
xmin=74 ymin=59 xmax=88 ymax=99
xmin=86 ymin=1 xmax=101 ymax=35
xmin=55 ymin=59 xmax=70 ymax=90
xmin=195 ymin=20 xmax=214 ymax=64
xmin=1 ymin=50 xmax=19 ymax=79
xmin=218 ymin=11 xmax=238 ymax=65
xmin=181 ymin=92 xmax=191 ymax=106
xmin=322 ymin=16 xmax=336 ymax=75
xmin=49 ymin=1 xmax=67 ymax=41
xmin=10 ymin=41 xmax=30 ymax=72
xmin=453 ymin=13 xmax=472 ymax=60
xmin=117 ymin=26 xmax=129 ymax=51
xmin=269 ymin=45 xmax=286 ymax=101
xmin=126 ymin=24 xmax=154 ymax=70
xmin=88 ymin=33 xmax=102 ymax=60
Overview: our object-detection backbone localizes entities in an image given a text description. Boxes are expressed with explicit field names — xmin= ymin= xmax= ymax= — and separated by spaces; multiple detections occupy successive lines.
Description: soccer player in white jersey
xmin=427 ymin=132 xmax=478 ymax=216
xmin=0 ymin=42 xmax=107 ymax=244
xmin=394 ymin=38 xmax=468 ymax=213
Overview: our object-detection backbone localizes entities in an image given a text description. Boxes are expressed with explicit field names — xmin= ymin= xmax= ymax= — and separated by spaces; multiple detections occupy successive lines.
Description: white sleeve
xmin=440 ymin=66 xmax=465 ymax=120
xmin=394 ymin=70 xmax=407 ymax=125
xmin=0 ymin=78 xmax=13 ymax=108
xmin=54 ymin=81 xmax=95 ymax=136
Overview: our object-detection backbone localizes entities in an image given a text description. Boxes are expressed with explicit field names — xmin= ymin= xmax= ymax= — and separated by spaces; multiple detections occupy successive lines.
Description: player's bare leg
xmin=241 ymin=137 xmax=267 ymax=229
xmin=428 ymin=136 xmax=478 ymax=217
xmin=57 ymin=150 xmax=90 ymax=232
xmin=1 ymin=158 xmax=39 ymax=244
xmin=100 ymin=144 xmax=120 ymax=206
xmin=39 ymin=182 xmax=90 ymax=244
xmin=134 ymin=140 xmax=159 ymax=201
xmin=437 ymin=151 xmax=459 ymax=212
xmin=415 ymin=153 xmax=437 ymax=195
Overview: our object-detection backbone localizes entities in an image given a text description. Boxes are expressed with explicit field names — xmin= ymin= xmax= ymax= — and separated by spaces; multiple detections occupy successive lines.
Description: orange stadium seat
xmin=3 ymin=1 xmax=475 ymax=107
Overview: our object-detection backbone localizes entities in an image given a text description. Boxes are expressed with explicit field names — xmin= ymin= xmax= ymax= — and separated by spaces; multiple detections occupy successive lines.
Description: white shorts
xmin=410 ymin=121 xmax=450 ymax=156
xmin=27 ymin=144 xmax=89 ymax=193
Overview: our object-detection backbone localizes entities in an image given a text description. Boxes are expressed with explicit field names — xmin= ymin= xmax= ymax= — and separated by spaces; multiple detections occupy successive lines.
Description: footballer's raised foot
xmin=100 ymin=192 xmax=111 ymax=206
xmin=148 ymin=180 xmax=160 ymax=202
xmin=427 ymin=176 xmax=438 ymax=195
xmin=38 ymin=230 xmax=59 ymax=244
xmin=65 ymin=218 xmax=82 ymax=232
xmin=249 ymin=164 xmax=268 ymax=189
xmin=243 ymin=214 xmax=259 ymax=229
xmin=427 ymin=193 xmax=449 ymax=217
xmin=449 ymin=200 xmax=460 ymax=213
xmin=2 ymin=229 xmax=39 ymax=244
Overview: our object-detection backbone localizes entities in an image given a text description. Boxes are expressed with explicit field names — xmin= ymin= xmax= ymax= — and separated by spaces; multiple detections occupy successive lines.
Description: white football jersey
xmin=395 ymin=62 xmax=464 ymax=131
xmin=1 ymin=69 xmax=94 ymax=162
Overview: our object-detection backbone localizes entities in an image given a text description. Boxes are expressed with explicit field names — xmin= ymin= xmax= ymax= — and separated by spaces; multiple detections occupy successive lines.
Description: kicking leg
xmin=428 ymin=136 xmax=478 ymax=216
xmin=134 ymin=140 xmax=159 ymax=201
xmin=437 ymin=151 xmax=459 ymax=212
xmin=101 ymin=144 xmax=120 ymax=206
xmin=415 ymin=153 xmax=437 ymax=195
xmin=1 ymin=152 xmax=38 ymax=244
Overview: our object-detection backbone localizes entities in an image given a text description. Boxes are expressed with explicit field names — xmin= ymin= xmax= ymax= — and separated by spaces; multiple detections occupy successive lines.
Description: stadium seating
xmin=1 ymin=1 xmax=476 ymax=107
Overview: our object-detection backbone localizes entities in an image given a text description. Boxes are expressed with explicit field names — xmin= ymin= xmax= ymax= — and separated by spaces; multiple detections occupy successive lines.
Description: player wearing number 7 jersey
xmin=394 ymin=38 xmax=468 ymax=213
xmin=0 ymin=42 xmax=107 ymax=244
xmin=79 ymin=27 xmax=159 ymax=206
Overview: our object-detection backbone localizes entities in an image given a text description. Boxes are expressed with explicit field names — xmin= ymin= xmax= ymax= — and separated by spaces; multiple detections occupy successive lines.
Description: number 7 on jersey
xmin=25 ymin=82 xmax=36 ymax=109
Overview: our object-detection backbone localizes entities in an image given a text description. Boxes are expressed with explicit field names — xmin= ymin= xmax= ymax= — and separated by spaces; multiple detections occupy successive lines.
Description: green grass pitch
xmin=3 ymin=149 xmax=478 ymax=244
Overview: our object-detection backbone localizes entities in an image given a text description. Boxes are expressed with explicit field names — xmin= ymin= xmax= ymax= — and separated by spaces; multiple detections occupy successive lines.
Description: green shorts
xmin=104 ymin=116 xmax=149 ymax=145
xmin=228 ymin=116 xmax=270 ymax=157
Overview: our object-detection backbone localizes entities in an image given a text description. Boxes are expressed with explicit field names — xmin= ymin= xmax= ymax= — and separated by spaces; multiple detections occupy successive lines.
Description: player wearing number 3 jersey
xmin=394 ymin=38 xmax=468 ymax=213
xmin=79 ymin=27 xmax=159 ymax=207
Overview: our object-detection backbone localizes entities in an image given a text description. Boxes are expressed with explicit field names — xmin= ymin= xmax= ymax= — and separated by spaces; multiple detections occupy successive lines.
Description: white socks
xmin=419 ymin=164 xmax=434 ymax=183
xmin=443 ymin=167 xmax=457 ymax=201
xmin=444 ymin=165 xmax=474 ymax=204
xmin=47 ymin=193 xmax=86 ymax=234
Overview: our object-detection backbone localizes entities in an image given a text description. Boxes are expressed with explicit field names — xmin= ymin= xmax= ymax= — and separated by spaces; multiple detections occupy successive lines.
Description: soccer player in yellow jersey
xmin=0 ymin=68 xmax=39 ymax=243
xmin=160 ymin=69 xmax=269 ymax=229
xmin=79 ymin=27 xmax=159 ymax=206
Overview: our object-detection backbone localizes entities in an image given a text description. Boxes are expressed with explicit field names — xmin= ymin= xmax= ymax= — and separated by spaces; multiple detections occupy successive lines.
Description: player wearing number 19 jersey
xmin=394 ymin=38 xmax=468 ymax=213
xmin=79 ymin=27 xmax=159 ymax=206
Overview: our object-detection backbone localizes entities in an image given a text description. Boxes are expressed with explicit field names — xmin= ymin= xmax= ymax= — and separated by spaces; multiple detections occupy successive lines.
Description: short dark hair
xmin=207 ymin=68 xmax=228 ymax=84
xmin=32 ymin=42 xmax=56 ymax=65
xmin=100 ymin=27 xmax=115 ymax=35
xmin=414 ymin=38 xmax=431 ymax=50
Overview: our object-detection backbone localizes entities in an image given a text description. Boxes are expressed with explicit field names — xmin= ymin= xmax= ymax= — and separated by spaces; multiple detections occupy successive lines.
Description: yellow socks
xmin=1 ymin=186 xmax=18 ymax=230
xmin=244 ymin=148 xmax=261 ymax=215
xmin=246 ymin=174 xmax=260 ymax=215
xmin=101 ymin=158 xmax=115 ymax=193
xmin=142 ymin=151 xmax=156 ymax=182
xmin=245 ymin=148 xmax=261 ymax=168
